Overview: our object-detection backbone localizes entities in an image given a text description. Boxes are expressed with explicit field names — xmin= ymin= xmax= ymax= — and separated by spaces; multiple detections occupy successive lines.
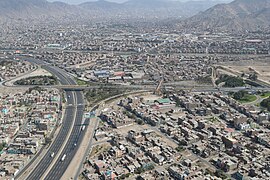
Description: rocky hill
xmin=0 ymin=0 xmax=82 ymax=20
xmin=0 ymin=0 xmax=229 ymax=22
xmin=183 ymin=0 xmax=270 ymax=32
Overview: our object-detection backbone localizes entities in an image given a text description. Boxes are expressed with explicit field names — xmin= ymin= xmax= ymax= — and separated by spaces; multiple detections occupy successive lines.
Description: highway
xmin=60 ymin=85 xmax=270 ymax=93
xmin=8 ymin=83 xmax=270 ymax=93
xmin=12 ymin=56 xmax=270 ymax=179
xmin=14 ymin=57 xmax=85 ymax=180
xmin=44 ymin=91 xmax=85 ymax=180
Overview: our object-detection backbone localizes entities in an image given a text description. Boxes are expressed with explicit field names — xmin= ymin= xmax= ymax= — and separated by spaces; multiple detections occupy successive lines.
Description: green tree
xmin=216 ymin=75 xmax=244 ymax=87
xmin=0 ymin=143 xmax=6 ymax=151
xmin=260 ymin=97 xmax=270 ymax=111
xmin=233 ymin=90 xmax=246 ymax=100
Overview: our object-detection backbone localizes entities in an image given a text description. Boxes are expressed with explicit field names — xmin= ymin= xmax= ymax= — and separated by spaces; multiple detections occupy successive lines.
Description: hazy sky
xmin=48 ymin=0 xmax=230 ymax=5
xmin=48 ymin=0 xmax=129 ymax=4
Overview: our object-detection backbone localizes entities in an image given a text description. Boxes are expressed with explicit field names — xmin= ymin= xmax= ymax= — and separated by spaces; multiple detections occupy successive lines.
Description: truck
xmin=61 ymin=154 xmax=66 ymax=161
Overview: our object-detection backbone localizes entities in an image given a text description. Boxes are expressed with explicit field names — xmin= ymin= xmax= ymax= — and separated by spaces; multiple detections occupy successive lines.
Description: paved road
xmin=44 ymin=91 xmax=85 ymax=180
xmin=13 ymin=56 xmax=270 ymax=179
xmin=16 ymin=84 xmax=270 ymax=93
xmin=14 ymin=57 xmax=85 ymax=180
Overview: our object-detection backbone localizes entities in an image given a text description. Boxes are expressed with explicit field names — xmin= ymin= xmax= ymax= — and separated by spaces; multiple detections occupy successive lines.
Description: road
xmin=44 ymin=91 xmax=85 ymax=180
xmin=72 ymin=90 xmax=150 ymax=179
xmin=5 ymin=81 xmax=270 ymax=94
xmin=8 ymin=83 xmax=270 ymax=93
xmin=14 ymin=57 xmax=85 ymax=180
xmin=11 ymin=55 xmax=270 ymax=179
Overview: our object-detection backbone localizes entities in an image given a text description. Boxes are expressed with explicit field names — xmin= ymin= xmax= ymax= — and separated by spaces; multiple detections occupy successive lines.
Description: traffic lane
xmin=16 ymin=56 xmax=79 ymax=179
xmin=42 ymin=65 xmax=76 ymax=85
xmin=20 ymin=57 xmax=75 ymax=85
xmin=26 ymin=105 xmax=76 ymax=180
xmin=27 ymin=92 xmax=76 ymax=179
xmin=45 ymin=66 xmax=71 ymax=85
xmin=20 ymin=56 xmax=84 ymax=179
xmin=45 ymin=92 xmax=84 ymax=179
xmin=45 ymin=108 xmax=84 ymax=180
xmin=45 ymin=106 xmax=84 ymax=173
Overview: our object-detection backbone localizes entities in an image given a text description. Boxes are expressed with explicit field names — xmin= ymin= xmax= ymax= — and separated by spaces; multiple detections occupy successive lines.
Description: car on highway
xmin=51 ymin=152 xmax=55 ymax=158
xmin=81 ymin=125 xmax=85 ymax=131
xmin=68 ymin=95 xmax=71 ymax=98
xmin=61 ymin=154 xmax=66 ymax=161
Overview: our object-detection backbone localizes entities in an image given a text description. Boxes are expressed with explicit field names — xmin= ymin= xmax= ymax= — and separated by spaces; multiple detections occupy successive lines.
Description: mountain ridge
xmin=183 ymin=0 xmax=270 ymax=32
xmin=0 ymin=0 xmax=230 ymax=22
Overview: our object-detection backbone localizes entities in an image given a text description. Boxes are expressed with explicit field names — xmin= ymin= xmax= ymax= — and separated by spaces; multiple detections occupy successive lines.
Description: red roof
xmin=225 ymin=128 xmax=235 ymax=133
xmin=114 ymin=72 xmax=125 ymax=76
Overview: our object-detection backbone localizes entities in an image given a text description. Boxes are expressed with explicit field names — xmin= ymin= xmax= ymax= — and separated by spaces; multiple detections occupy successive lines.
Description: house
xmin=94 ymin=160 xmax=107 ymax=174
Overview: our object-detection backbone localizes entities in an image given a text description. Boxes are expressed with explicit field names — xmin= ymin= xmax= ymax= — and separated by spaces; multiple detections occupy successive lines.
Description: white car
xmin=51 ymin=152 xmax=55 ymax=158
xmin=61 ymin=154 xmax=66 ymax=161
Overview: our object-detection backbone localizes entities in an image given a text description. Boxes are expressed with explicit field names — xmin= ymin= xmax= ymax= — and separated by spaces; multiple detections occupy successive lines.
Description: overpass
xmin=49 ymin=84 xmax=270 ymax=93
xmin=55 ymin=85 xmax=154 ymax=91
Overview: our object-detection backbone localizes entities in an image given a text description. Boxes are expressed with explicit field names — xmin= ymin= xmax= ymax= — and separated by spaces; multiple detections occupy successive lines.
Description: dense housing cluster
xmin=0 ymin=88 xmax=61 ymax=178
xmin=81 ymin=91 xmax=270 ymax=179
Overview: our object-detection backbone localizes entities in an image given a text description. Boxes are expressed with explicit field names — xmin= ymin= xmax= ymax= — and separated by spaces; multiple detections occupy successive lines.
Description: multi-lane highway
xmin=44 ymin=91 xmax=85 ymax=180
xmin=14 ymin=57 xmax=86 ymax=180
xmin=12 ymin=56 xmax=270 ymax=180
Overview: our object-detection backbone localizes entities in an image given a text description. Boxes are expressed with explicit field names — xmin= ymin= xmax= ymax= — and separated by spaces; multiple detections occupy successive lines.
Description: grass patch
xmin=75 ymin=78 xmax=89 ymax=86
xmin=238 ymin=94 xmax=257 ymax=103
xmin=85 ymin=87 xmax=127 ymax=106
xmin=260 ymin=92 xmax=270 ymax=99
xmin=230 ymin=90 xmax=257 ymax=104
xmin=175 ymin=146 xmax=185 ymax=152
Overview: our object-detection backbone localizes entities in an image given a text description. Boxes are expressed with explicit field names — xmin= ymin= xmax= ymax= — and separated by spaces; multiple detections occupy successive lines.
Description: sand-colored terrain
xmin=223 ymin=65 xmax=270 ymax=84
xmin=3 ymin=68 xmax=52 ymax=86
xmin=218 ymin=59 xmax=270 ymax=84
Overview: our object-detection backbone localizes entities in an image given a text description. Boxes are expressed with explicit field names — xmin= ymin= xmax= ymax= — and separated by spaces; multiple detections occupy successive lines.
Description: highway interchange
xmin=11 ymin=56 xmax=270 ymax=180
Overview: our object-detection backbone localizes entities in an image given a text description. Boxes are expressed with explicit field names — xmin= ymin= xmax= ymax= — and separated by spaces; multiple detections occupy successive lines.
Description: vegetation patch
xmin=196 ymin=75 xmax=212 ymax=84
xmin=0 ymin=60 xmax=13 ymax=66
xmin=175 ymin=146 xmax=185 ymax=152
xmin=245 ymin=79 xmax=261 ymax=87
xmin=215 ymin=169 xmax=228 ymax=179
xmin=216 ymin=75 xmax=244 ymax=87
xmin=230 ymin=90 xmax=257 ymax=103
xmin=0 ymin=143 xmax=6 ymax=151
xmin=90 ymin=144 xmax=110 ymax=158
xmin=76 ymin=78 xmax=89 ymax=86
xmin=207 ymin=116 xmax=219 ymax=123
xmin=119 ymin=173 xmax=131 ymax=179
xmin=85 ymin=87 xmax=127 ymax=106
xmin=259 ymin=92 xmax=270 ymax=99
xmin=134 ymin=163 xmax=155 ymax=174
xmin=15 ymin=75 xmax=57 ymax=86
xmin=123 ymin=110 xmax=144 ymax=125
xmin=260 ymin=97 xmax=270 ymax=111
xmin=26 ymin=86 xmax=45 ymax=93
